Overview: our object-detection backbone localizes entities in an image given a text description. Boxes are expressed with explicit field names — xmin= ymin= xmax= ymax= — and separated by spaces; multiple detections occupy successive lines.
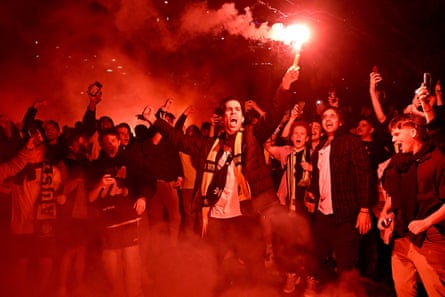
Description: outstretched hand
xmin=369 ymin=72 xmax=383 ymax=92
xmin=162 ymin=98 xmax=173 ymax=111
xmin=32 ymin=99 xmax=47 ymax=109
xmin=415 ymin=85 xmax=435 ymax=112
xmin=141 ymin=105 xmax=157 ymax=124
xmin=183 ymin=105 xmax=195 ymax=116
xmin=281 ymin=66 xmax=300 ymax=90
xmin=289 ymin=103 xmax=303 ymax=119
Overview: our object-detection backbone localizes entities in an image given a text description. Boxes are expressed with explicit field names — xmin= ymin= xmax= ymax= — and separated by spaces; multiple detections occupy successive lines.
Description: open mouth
xmin=229 ymin=117 xmax=239 ymax=126
xmin=325 ymin=121 xmax=334 ymax=129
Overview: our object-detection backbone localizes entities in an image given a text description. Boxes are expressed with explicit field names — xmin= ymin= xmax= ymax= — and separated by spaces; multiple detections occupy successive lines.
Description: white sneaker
xmin=283 ymin=273 xmax=302 ymax=294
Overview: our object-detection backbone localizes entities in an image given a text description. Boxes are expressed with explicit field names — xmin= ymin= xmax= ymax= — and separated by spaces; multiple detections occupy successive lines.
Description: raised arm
xmin=82 ymin=84 xmax=103 ymax=137
xmin=175 ymin=105 xmax=195 ymax=131
xmin=281 ymin=104 xmax=302 ymax=139
xmin=369 ymin=72 xmax=387 ymax=124
xmin=245 ymin=100 xmax=266 ymax=119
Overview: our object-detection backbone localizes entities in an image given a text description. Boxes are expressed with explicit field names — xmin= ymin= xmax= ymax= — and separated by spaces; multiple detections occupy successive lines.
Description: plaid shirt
xmin=311 ymin=131 xmax=372 ymax=223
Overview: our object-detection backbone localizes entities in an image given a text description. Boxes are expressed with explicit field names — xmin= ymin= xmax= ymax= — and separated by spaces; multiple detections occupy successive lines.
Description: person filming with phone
xmin=379 ymin=80 xmax=445 ymax=296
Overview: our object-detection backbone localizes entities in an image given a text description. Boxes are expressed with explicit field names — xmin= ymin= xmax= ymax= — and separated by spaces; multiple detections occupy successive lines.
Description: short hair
xmin=98 ymin=116 xmax=114 ymax=130
xmin=186 ymin=124 xmax=201 ymax=137
xmin=66 ymin=132 xmax=86 ymax=147
xmin=116 ymin=122 xmax=133 ymax=135
xmin=289 ymin=120 xmax=310 ymax=141
xmin=356 ymin=116 xmax=376 ymax=128
xmin=116 ymin=122 xmax=134 ymax=141
xmin=389 ymin=113 xmax=428 ymax=142
xmin=308 ymin=117 xmax=322 ymax=127
xmin=217 ymin=96 xmax=245 ymax=115
xmin=99 ymin=127 xmax=119 ymax=142
xmin=134 ymin=124 xmax=151 ymax=140
xmin=42 ymin=120 xmax=60 ymax=132
xmin=201 ymin=121 xmax=211 ymax=131
xmin=321 ymin=106 xmax=343 ymax=122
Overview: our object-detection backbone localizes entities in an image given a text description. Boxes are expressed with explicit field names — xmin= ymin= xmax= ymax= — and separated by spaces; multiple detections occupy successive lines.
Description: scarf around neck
xmin=35 ymin=160 xmax=58 ymax=237
xmin=286 ymin=148 xmax=311 ymax=212
xmin=201 ymin=131 xmax=251 ymax=207
xmin=383 ymin=140 xmax=434 ymax=246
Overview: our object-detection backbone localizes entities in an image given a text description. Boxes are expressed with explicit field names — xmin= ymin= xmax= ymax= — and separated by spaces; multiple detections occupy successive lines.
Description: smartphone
xmin=27 ymin=127 xmax=39 ymax=137
xmin=373 ymin=65 xmax=384 ymax=91
xmin=27 ymin=127 xmax=43 ymax=147
xmin=417 ymin=73 xmax=432 ymax=112
xmin=423 ymin=73 xmax=432 ymax=93
xmin=214 ymin=107 xmax=224 ymax=116
xmin=87 ymin=81 xmax=103 ymax=97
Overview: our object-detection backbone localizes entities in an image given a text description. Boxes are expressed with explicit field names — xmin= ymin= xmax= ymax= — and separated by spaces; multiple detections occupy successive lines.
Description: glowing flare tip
xmin=270 ymin=23 xmax=310 ymax=67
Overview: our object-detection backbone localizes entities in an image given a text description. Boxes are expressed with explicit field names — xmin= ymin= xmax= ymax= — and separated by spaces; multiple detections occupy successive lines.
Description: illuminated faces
xmin=356 ymin=119 xmax=374 ymax=139
xmin=100 ymin=134 xmax=120 ymax=157
xmin=290 ymin=125 xmax=309 ymax=150
xmin=69 ymin=136 xmax=89 ymax=157
xmin=391 ymin=127 xmax=416 ymax=153
xmin=117 ymin=126 xmax=131 ymax=146
xmin=310 ymin=121 xmax=322 ymax=141
xmin=321 ymin=108 xmax=341 ymax=136
xmin=223 ymin=99 xmax=244 ymax=135
xmin=43 ymin=124 xmax=59 ymax=142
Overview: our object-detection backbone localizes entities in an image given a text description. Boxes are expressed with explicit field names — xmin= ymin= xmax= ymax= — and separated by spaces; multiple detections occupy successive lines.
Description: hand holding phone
xmin=416 ymin=73 xmax=433 ymax=112
xmin=372 ymin=66 xmax=383 ymax=91
xmin=423 ymin=73 xmax=432 ymax=93
xmin=87 ymin=81 xmax=103 ymax=97
xmin=27 ymin=128 xmax=43 ymax=147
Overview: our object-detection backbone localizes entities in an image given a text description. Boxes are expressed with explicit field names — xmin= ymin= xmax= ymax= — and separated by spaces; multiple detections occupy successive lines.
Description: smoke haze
xmin=1 ymin=0 xmax=444 ymax=129
xmin=0 ymin=1 xmax=296 ymax=130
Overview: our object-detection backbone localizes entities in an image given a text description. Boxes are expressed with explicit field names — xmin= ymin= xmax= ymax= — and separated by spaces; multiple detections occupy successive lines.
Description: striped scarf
xmin=286 ymin=148 xmax=311 ymax=212
xmin=201 ymin=131 xmax=251 ymax=206
xmin=35 ymin=160 xmax=57 ymax=237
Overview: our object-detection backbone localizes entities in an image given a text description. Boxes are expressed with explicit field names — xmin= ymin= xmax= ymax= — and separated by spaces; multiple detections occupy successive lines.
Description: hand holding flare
xmin=271 ymin=24 xmax=310 ymax=68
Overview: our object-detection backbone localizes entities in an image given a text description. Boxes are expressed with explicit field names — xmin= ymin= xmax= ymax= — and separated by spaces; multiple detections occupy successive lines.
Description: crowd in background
xmin=0 ymin=67 xmax=444 ymax=297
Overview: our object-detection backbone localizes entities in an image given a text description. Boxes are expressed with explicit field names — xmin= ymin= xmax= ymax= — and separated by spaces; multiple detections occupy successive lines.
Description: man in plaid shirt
xmin=307 ymin=106 xmax=372 ymax=296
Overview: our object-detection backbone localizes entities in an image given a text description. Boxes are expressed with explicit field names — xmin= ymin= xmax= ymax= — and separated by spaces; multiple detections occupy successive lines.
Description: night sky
xmin=1 ymin=0 xmax=444 ymax=128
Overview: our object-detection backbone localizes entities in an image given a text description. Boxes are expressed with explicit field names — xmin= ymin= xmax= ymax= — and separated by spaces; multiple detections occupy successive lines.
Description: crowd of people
xmin=0 ymin=65 xmax=444 ymax=297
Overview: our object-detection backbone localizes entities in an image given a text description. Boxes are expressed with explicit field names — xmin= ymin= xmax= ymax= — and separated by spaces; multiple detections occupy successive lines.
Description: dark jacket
xmin=87 ymin=150 xmax=156 ymax=227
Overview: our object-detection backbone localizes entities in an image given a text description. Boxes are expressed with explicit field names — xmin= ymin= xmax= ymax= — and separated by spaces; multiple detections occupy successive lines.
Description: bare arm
xmin=281 ymin=105 xmax=301 ymax=138
xmin=369 ymin=72 xmax=387 ymax=124
xmin=245 ymin=100 xmax=266 ymax=119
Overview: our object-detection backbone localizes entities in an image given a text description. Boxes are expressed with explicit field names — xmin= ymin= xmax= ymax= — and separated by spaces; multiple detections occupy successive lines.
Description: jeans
xmin=392 ymin=227 xmax=445 ymax=297
xmin=102 ymin=244 xmax=144 ymax=297
xmin=147 ymin=180 xmax=181 ymax=249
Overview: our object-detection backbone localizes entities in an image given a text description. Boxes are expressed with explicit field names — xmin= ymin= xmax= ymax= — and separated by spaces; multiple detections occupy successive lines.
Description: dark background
xmin=1 ymin=0 xmax=444 ymax=127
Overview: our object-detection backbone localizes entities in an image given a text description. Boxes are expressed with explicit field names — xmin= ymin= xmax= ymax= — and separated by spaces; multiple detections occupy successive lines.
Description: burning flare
xmin=270 ymin=23 xmax=310 ymax=67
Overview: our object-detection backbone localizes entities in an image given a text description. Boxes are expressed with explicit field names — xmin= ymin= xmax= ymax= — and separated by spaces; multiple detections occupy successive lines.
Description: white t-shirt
xmin=210 ymin=160 xmax=242 ymax=219
xmin=318 ymin=144 xmax=333 ymax=215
